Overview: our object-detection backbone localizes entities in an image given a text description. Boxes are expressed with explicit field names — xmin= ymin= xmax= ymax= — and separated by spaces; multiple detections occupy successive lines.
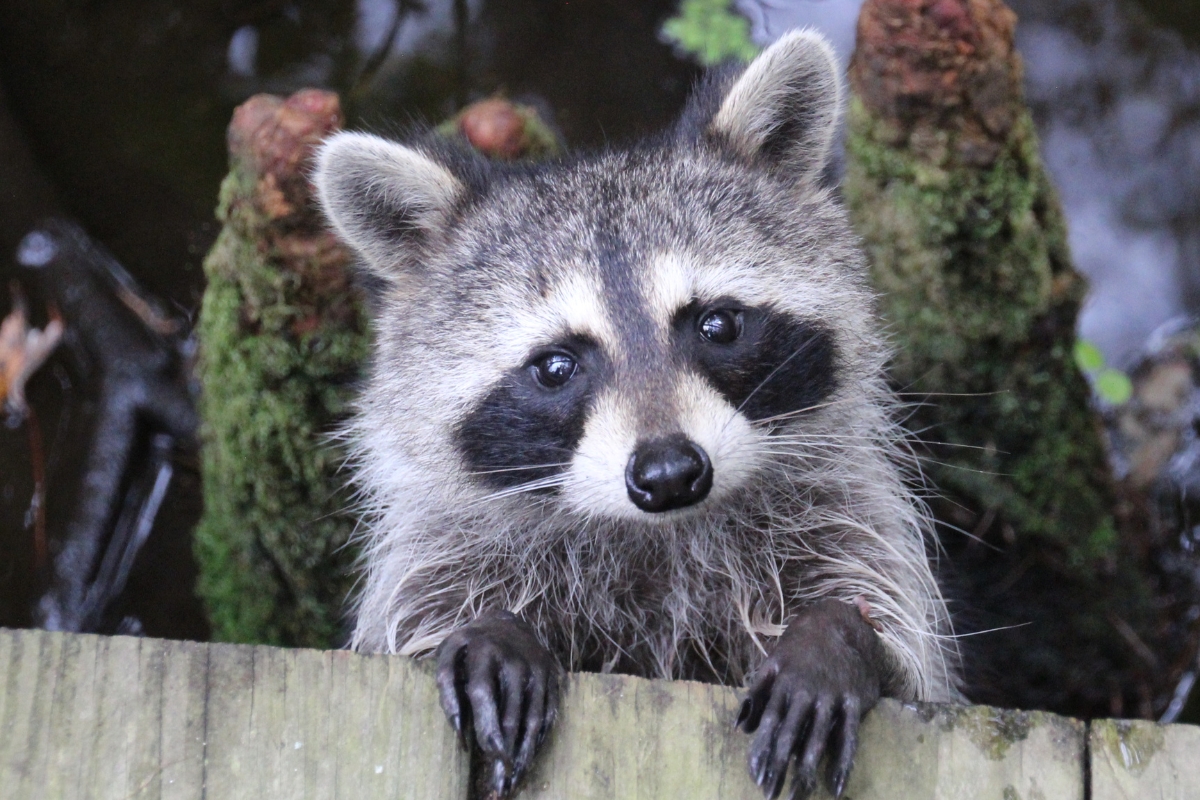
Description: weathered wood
xmin=0 ymin=633 xmax=203 ymax=800
xmin=520 ymin=673 xmax=755 ymax=798
xmin=0 ymin=629 xmax=467 ymax=800
xmin=203 ymin=644 xmax=468 ymax=799
xmin=158 ymin=638 xmax=208 ymax=800
xmin=849 ymin=702 xmax=1084 ymax=800
xmin=4 ymin=628 xmax=1199 ymax=798
xmin=1091 ymin=718 xmax=1200 ymax=800
xmin=523 ymin=673 xmax=1085 ymax=799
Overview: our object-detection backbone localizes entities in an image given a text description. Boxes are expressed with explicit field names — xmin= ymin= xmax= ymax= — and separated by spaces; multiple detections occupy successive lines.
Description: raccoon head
xmin=316 ymin=30 xmax=873 ymax=525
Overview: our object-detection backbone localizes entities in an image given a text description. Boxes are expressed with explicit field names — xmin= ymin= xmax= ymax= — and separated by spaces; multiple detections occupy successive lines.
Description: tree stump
xmin=194 ymin=89 xmax=366 ymax=648
xmin=843 ymin=0 xmax=1198 ymax=717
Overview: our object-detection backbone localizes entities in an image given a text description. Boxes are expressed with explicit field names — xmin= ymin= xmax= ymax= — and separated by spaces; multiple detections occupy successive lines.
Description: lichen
xmin=1094 ymin=719 xmax=1165 ymax=776
xmin=949 ymin=705 xmax=1033 ymax=761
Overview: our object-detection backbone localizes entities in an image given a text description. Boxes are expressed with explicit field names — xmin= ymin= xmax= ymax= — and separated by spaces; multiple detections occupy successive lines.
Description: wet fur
xmin=316 ymin=31 xmax=962 ymax=703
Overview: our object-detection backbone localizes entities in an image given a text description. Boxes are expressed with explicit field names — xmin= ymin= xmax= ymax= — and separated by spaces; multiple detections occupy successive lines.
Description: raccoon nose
xmin=626 ymin=435 xmax=713 ymax=512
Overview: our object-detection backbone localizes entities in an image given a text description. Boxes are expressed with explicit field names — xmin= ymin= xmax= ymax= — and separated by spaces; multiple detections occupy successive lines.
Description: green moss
xmin=843 ymin=98 xmax=1117 ymax=568
xmin=194 ymin=168 xmax=368 ymax=648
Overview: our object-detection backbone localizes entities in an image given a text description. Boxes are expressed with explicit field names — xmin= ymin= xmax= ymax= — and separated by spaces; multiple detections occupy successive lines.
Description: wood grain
xmin=0 ymin=630 xmax=467 ymax=800
xmin=3 ymin=628 xmax=1198 ymax=799
xmin=1091 ymin=717 xmax=1200 ymax=800
xmin=523 ymin=674 xmax=1086 ymax=800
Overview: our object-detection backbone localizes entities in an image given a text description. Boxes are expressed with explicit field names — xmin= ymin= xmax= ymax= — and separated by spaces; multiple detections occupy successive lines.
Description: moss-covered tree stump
xmin=195 ymin=90 xmax=366 ymax=648
xmin=843 ymin=0 xmax=1196 ymax=716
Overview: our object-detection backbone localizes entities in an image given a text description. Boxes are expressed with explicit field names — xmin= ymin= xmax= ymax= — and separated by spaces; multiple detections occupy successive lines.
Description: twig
xmin=350 ymin=0 xmax=426 ymax=100
xmin=25 ymin=404 xmax=47 ymax=574
xmin=1107 ymin=611 xmax=1161 ymax=672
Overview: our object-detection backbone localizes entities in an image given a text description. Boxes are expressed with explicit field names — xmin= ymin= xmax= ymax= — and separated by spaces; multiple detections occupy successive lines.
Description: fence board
xmin=520 ymin=672 xmax=756 ymax=799
xmin=849 ymin=701 xmax=1085 ymax=800
xmin=201 ymin=642 xmax=470 ymax=800
xmin=522 ymin=674 xmax=1086 ymax=800
xmin=0 ymin=630 xmax=467 ymax=800
xmin=3 ymin=628 xmax=1199 ymax=799
xmin=1091 ymin=718 xmax=1200 ymax=800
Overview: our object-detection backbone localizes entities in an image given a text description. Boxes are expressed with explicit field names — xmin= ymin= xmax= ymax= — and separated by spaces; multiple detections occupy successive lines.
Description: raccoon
xmin=315 ymin=29 xmax=961 ymax=800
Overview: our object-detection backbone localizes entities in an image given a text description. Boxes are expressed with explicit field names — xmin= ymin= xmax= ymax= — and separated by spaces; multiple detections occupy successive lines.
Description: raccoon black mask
xmin=316 ymin=28 xmax=961 ymax=800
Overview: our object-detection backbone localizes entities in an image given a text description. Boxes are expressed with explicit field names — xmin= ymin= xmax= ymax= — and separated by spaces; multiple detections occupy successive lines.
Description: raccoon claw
xmin=736 ymin=599 xmax=885 ymax=800
xmin=435 ymin=609 xmax=562 ymax=798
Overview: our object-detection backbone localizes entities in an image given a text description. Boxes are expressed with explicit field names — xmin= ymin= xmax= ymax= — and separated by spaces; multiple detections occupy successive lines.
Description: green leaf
xmin=1095 ymin=368 xmax=1133 ymax=405
xmin=1073 ymin=340 xmax=1105 ymax=374
xmin=661 ymin=0 xmax=760 ymax=66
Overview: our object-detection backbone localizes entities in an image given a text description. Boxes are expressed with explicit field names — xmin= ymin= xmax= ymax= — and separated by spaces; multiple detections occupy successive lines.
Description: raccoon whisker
xmin=908 ymin=457 xmax=1006 ymax=477
xmin=756 ymin=439 xmax=891 ymax=455
xmin=745 ymin=394 xmax=863 ymax=426
xmin=470 ymin=475 xmax=569 ymax=505
xmin=753 ymin=441 xmax=897 ymax=460
xmin=753 ymin=438 xmax=894 ymax=459
xmin=467 ymin=462 xmax=573 ymax=476
xmin=735 ymin=336 xmax=826 ymax=416
xmin=754 ymin=450 xmax=875 ymax=470
xmin=895 ymin=390 xmax=1006 ymax=400
xmin=755 ymin=428 xmax=882 ymax=439
xmin=894 ymin=439 xmax=997 ymax=453
xmin=712 ymin=338 xmax=832 ymax=441
xmin=930 ymin=621 xmax=1033 ymax=639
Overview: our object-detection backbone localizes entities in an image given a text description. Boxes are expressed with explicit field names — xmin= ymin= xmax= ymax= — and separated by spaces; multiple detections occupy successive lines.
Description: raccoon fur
xmin=315 ymin=29 xmax=961 ymax=799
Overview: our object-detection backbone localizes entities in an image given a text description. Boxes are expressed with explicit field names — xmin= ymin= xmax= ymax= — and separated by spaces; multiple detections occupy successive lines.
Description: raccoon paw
xmin=435 ymin=609 xmax=562 ymax=798
xmin=736 ymin=599 xmax=886 ymax=800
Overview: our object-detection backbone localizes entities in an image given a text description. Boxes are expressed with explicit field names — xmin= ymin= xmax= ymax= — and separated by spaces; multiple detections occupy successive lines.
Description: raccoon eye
xmin=531 ymin=352 xmax=578 ymax=388
xmin=698 ymin=310 xmax=741 ymax=344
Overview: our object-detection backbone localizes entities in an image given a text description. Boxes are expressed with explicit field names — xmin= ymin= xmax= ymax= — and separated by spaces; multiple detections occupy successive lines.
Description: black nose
xmin=625 ymin=435 xmax=713 ymax=513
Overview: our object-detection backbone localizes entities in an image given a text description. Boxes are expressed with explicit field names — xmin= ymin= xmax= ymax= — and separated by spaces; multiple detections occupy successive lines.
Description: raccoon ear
xmin=707 ymin=29 xmax=842 ymax=183
xmin=314 ymin=131 xmax=463 ymax=276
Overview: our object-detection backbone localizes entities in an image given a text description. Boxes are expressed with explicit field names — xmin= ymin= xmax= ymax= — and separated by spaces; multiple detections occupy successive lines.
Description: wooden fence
xmin=1 ymin=628 xmax=1196 ymax=799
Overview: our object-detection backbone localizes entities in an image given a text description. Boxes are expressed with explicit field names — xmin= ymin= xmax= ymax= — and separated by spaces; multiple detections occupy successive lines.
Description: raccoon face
xmin=316 ymin=30 xmax=863 ymax=523
xmin=449 ymin=271 xmax=841 ymax=520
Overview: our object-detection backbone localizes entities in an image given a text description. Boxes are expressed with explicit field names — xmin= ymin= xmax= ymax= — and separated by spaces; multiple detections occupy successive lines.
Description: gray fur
xmin=315 ymin=30 xmax=962 ymax=702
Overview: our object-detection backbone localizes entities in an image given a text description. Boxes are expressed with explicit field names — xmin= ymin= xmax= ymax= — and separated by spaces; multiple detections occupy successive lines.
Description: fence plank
xmin=0 ymin=632 xmax=206 ymax=800
xmin=201 ymin=641 xmax=468 ymax=800
xmin=5 ymin=628 xmax=1199 ymax=799
xmin=520 ymin=672 xmax=756 ymax=799
xmin=849 ymin=701 xmax=1085 ymax=800
xmin=1091 ymin=718 xmax=1200 ymax=800
xmin=157 ymin=638 xmax=208 ymax=800
xmin=521 ymin=674 xmax=1086 ymax=800
xmin=0 ymin=630 xmax=467 ymax=800
xmin=2 ymin=627 xmax=67 ymax=800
